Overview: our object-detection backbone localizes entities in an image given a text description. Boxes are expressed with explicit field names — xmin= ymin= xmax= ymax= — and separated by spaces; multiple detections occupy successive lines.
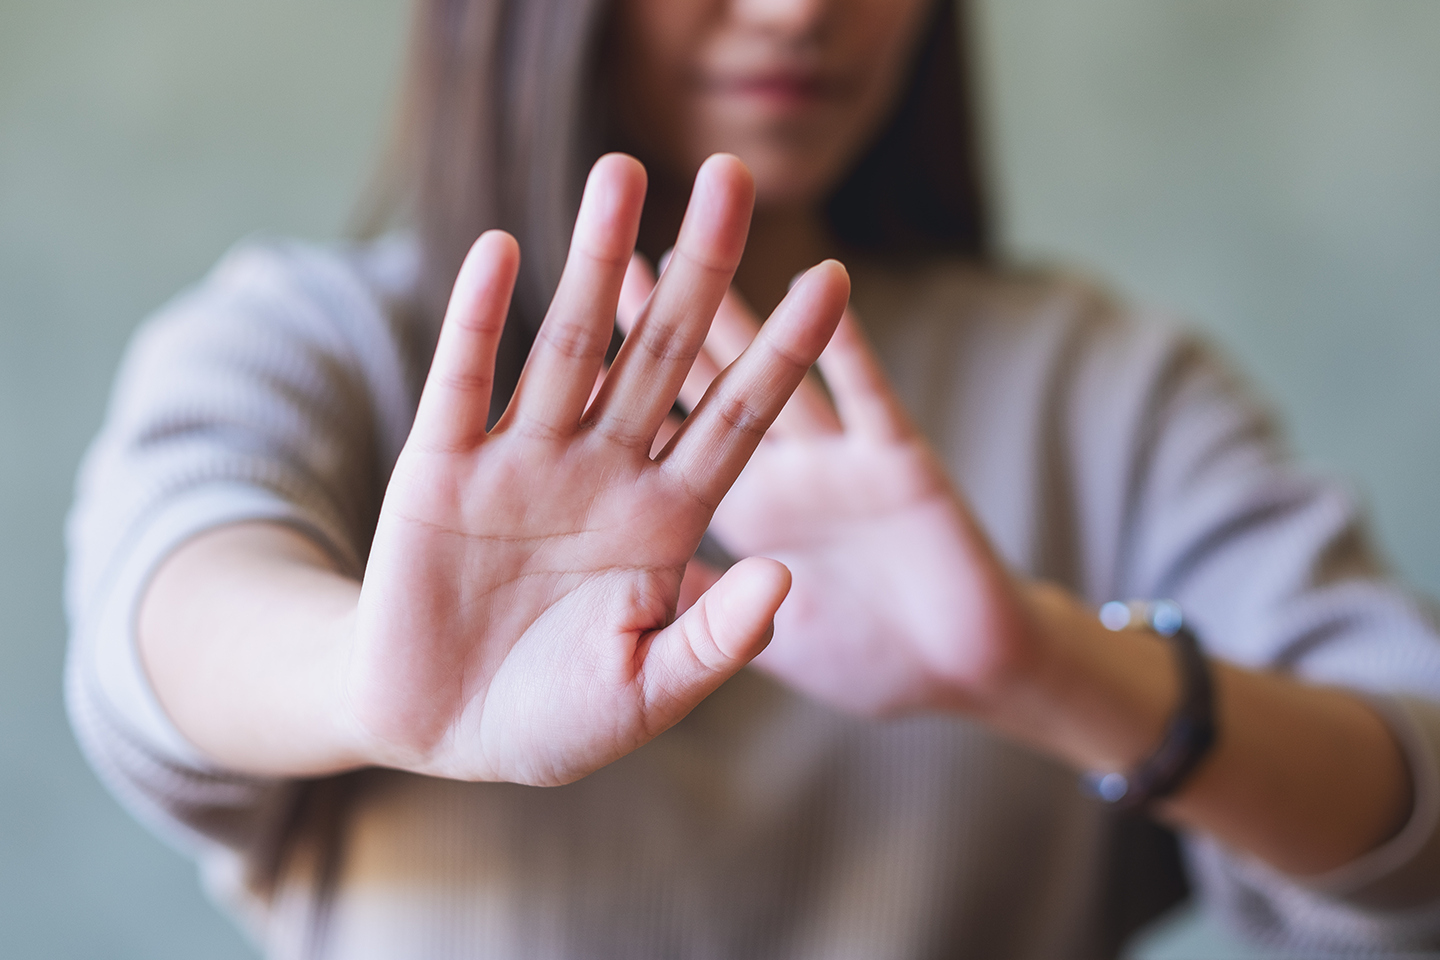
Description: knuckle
xmin=573 ymin=238 xmax=631 ymax=271
xmin=714 ymin=392 xmax=768 ymax=439
xmin=672 ymin=244 xmax=734 ymax=277
xmin=690 ymin=604 xmax=734 ymax=673
xmin=437 ymin=367 xmax=493 ymax=396
xmin=450 ymin=310 xmax=503 ymax=337
xmin=537 ymin=321 xmax=606 ymax=361
xmin=510 ymin=416 xmax=570 ymax=443
xmin=635 ymin=320 xmax=694 ymax=362
xmin=760 ymin=332 xmax=814 ymax=373
xmin=677 ymin=472 xmax=721 ymax=513
xmin=593 ymin=416 xmax=652 ymax=449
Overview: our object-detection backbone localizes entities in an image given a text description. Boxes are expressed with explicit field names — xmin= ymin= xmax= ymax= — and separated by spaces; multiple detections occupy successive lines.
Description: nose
xmin=730 ymin=0 xmax=831 ymax=36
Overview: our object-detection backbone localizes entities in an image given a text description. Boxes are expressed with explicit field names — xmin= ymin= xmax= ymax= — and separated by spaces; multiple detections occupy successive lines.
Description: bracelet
xmin=1081 ymin=600 xmax=1217 ymax=813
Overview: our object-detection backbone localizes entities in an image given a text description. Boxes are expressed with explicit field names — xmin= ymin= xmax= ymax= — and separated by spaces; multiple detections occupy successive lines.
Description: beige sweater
xmin=66 ymin=238 xmax=1440 ymax=958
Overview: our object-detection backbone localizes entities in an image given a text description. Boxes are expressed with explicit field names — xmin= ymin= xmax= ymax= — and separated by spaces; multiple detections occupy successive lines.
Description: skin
xmin=605 ymin=0 xmax=934 ymax=315
xmin=143 ymin=0 xmax=1412 ymax=878
xmin=144 ymin=154 xmax=851 ymax=785
xmin=605 ymin=0 xmax=1413 ymax=876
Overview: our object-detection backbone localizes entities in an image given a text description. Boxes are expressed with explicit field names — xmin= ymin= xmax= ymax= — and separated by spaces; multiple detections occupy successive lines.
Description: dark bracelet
xmin=1082 ymin=600 xmax=1217 ymax=813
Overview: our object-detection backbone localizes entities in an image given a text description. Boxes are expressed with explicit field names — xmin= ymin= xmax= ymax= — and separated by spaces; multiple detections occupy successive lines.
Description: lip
xmin=699 ymin=69 xmax=841 ymax=109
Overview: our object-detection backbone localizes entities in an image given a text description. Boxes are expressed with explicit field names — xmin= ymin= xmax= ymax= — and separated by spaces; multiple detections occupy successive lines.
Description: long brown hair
xmin=364 ymin=0 xmax=992 ymax=365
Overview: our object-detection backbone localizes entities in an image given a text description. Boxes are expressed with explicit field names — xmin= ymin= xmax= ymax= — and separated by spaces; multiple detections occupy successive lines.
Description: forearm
xmin=991 ymin=582 xmax=1413 ymax=878
xmin=138 ymin=521 xmax=369 ymax=778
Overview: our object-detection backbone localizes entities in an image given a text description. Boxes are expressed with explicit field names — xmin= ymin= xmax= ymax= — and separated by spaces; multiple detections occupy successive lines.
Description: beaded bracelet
xmin=1082 ymin=600 xmax=1217 ymax=813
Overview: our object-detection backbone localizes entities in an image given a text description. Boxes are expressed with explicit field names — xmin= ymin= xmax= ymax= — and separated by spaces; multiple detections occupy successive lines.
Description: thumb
xmin=638 ymin=557 xmax=790 ymax=730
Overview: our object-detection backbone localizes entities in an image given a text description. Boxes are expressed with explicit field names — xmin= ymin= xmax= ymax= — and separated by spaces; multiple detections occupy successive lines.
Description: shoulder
xmin=203 ymin=232 xmax=420 ymax=305
xmin=843 ymin=256 xmax=1297 ymax=592
xmin=849 ymin=255 xmax=1188 ymax=370
xmin=844 ymin=255 xmax=1261 ymax=444
xmin=134 ymin=233 xmax=425 ymax=361
xmin=116 ymin=235 xmax=428 ymax=445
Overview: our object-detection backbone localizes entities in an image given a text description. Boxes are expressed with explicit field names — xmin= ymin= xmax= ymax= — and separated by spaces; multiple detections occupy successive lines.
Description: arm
xmin=135 ymin=153 xmax=850 ymax=785
xmin=138 ymin=520 xmax=364 ymax=778
xmin=616 ymin=267 xmax=1421 ymax=881
xmin=1013 ymin=583 xmax=1411 ymax=878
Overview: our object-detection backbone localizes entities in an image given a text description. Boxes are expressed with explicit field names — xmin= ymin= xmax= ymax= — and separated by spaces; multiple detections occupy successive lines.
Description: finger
xmin=587 ymin=367 xmax=606 ymax=409
xmin=662 ymin=260 xmax=850 ymax=503
xmin=816 ymin=309 xmax=918 ymax=442
xmin=617 ymin=256 xmax=718 ymax=453
xmin=626 ymin=269 xmax=834 ymax=433
xmin=505 ymin=153 xmax=647 ymax=435
xmin=673 ymin=288 xmax=753 ymax=414
xmin=780 ymin=372 xmax=843 ymax=435
xmin=711 ymin=288 xmax=841 ymax=436
xmin=619 ymin=241 xmax=838 ymax=436
xmin=675 ymin=348 xmax=726 ymax=418
xmin=616 ymin=251 xmax=656 ymax=334
xmin=409 ymin=230 xmax=519 ymax=452
xmin=651 ymin=411 xmax=684 ymax=459
xmin=589 ymin=154 xmax=754 ymax=447
xmin=638 ymin=557 xmax=788 ymax=730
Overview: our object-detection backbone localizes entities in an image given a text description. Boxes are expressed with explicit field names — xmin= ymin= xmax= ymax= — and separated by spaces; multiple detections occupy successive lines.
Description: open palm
xmin=618 ymin=270 xmax=1038 ymax=719
xmin=346 ymin=154 xmax=849 ymax=785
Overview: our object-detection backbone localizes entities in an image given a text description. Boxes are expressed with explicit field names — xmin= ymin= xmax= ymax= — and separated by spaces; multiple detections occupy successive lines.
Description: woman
xmin=67 ymin=0 xmax=1440 ymax=956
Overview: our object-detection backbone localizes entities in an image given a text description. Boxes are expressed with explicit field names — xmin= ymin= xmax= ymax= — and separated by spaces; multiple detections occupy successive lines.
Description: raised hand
xmin=347 ymin=154 xmax=849 ymax=785
xmin=617 ymin=262 xmax=1039 ymax=719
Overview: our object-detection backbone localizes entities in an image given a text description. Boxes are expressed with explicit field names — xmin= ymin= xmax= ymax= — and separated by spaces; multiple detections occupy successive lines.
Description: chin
xmin=742 ymin=153 xmax=845 ymax=212
xmin=697 ymin=111 xmax=862 ymax=211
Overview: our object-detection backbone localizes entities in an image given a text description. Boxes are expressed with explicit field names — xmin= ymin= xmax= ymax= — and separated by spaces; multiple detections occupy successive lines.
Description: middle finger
xmin=588 ymin=154 xmax=754 ymax=447
xmin=505 ymin=153 xmax=645 ymax=436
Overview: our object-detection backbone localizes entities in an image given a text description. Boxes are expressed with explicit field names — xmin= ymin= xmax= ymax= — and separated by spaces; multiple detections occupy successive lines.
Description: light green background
xmin=2 ymin=2 xmax=1437 ymax=956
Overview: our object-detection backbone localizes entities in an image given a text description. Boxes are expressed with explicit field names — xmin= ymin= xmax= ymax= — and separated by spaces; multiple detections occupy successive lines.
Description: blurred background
xmin=2 ymin=1 xmax=1437 ymax=956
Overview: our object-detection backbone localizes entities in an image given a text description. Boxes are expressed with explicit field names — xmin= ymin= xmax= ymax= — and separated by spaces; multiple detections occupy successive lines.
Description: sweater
xmin=66 ymin=236 xmax=1440 ymax=958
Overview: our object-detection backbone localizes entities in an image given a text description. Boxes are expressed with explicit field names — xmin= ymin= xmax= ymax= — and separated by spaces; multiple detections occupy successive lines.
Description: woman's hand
xmin=617 ymin=263 xmax=1040 ymax=719
xmin=345 ymin=154 xmax=848 ymax=786
xmin=618 ymin=265 xmax=1419 ymax=880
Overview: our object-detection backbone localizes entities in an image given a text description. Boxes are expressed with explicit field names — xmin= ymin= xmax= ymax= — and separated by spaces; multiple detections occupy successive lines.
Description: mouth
xmin=699 ymin=70 xmax=841 ymax=110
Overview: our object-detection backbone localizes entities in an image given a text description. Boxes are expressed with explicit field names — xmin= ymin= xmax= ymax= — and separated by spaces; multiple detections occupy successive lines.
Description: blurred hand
xmin=618 ymin=261 xmax=1040 ymax=718
xmin=347 ymin=154 xmax=849 ymax=784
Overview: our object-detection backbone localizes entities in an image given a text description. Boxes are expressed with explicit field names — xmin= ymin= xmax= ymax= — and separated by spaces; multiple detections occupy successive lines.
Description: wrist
xmin=321 ymin=604 xmax=386 ymax=774
xmin=1082 ymin=601 xmax=1217 ymax=810
xmin=981 ymin=582 xmax=1179 ymax=776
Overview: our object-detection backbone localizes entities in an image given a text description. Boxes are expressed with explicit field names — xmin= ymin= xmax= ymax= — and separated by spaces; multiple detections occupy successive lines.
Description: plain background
xmin=2 ymin=1 xmax=1438 ymax=956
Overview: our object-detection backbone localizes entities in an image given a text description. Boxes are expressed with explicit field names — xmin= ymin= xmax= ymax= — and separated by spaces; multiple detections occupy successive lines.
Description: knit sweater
xmin=66 ymin=237 xmax=1440 ymax=958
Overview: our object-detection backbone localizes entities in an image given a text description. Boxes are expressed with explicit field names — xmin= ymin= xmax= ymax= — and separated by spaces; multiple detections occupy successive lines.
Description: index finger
xmin=659 ymin=260 xmax=850 ymax=506
xmin=622 ymin=258 xmax=841 ymax=436
xmin=710 ymin=288 xmax=842 ymax=437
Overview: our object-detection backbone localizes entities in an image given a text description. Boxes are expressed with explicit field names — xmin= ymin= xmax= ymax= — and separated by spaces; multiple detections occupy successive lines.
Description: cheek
xmin=843 ymin=0 xmax=938 ymax=126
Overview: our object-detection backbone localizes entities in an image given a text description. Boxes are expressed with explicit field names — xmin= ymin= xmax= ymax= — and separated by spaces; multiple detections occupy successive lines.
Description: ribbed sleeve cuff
xmin=1297 ymin=694 xmax=1440 ymax=910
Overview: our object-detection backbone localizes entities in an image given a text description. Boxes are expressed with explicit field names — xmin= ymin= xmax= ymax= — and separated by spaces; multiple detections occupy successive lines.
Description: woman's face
xmin=606 ymin=0 xmax=936 ymax=210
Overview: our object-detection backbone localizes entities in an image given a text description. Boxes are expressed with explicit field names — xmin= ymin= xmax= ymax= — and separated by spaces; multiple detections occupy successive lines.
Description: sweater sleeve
xmin=1100 ymin=318 xmax=1440 ymax=950
xmin=63 ymin=239 xmax=423 ymax=906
